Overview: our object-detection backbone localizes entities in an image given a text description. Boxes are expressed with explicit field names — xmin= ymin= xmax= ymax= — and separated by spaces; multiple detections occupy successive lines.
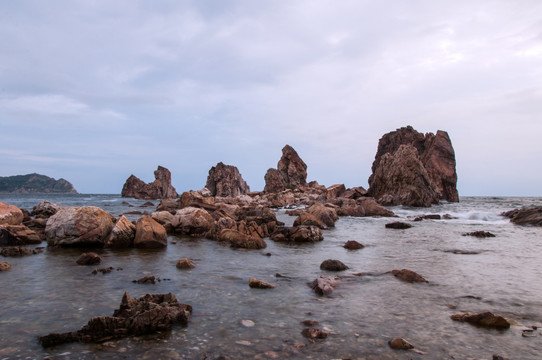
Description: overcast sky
xmin=1 ymin=1 xmax=541 ymax=195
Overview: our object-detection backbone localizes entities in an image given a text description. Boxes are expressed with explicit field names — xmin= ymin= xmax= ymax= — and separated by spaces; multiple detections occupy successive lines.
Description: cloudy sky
xmin=1 ymin=1 xmax=541 ymax=195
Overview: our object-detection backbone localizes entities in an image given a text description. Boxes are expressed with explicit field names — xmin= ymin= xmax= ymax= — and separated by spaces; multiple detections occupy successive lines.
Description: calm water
xmin=1 ymin=194 xmax=541 ymax=359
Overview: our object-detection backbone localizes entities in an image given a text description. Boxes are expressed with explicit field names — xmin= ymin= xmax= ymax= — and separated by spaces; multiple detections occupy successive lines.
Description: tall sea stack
xmin=264 ymin=145 xmax=307 ymax=193
xmin=121 ymin=166 xmax=178 ymax=200
xmin=205 ymin=162 xmax=250 ymax=197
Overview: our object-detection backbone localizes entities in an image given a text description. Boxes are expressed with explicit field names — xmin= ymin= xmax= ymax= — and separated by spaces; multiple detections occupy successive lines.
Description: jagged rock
xmin=270 ymin=226 xmax=323 ymax=243
xmin=178 ymin=191 xmax=215 ymax=210
xmin=0 ymin=224 xmax=41 ymax=245
xmin=121 ymin=166 xmax=178 ymax=200
xmin=307 ymin=205 xmax=338 ymax=228
xmin=385 ymin=222 xmax=412 ymax=229
xmin=502 ymin=207 xmax=542 ymax=226
xmin=341 ymin=186 xmax=367 ymax=199
xmin=133 ymin=216 xmax=167 ymax=249
xmin=414 ymin=214 xmax=441 ymax=221
xmin=0 ymin=201 xmax=23 ymax=225
xmin=1 ymin=246 xmax=43 ymax=257
xmin=368 ymin=126 xmax=458 ymax=204
xmin=0 ymin=261 xmax=11 ymax=271
xmin=45 ymin=207 xmax=115 ymax=247
xmin=336 ymin=197 xmax=395 ymax=217
xmin=76 ymin=252 xmax=101 ymax=265
xmin=249 ymin=278 xmax=275 ymax=289
xmin=451 ymin=312 xmax=510 ymax=329
xmin=206 ymin=162 xmax=250 ymax=197
xmin=310 ymin=276 xmax=336 ymax=296
xmin=31 ymin=201 xmax=62 ymax=219
xmin=388 ymin=338 xmax=414 ymax=350
xmin=343 ymin=240 xmax=364 ymax=250
xmin=156 ymin=198 xmax=178 ymax=212
xmin=293 ymin=212 xmax=328 ymax=229
xmin=391 ymin=269 xmax=428 ymax=283
xmin=105 ymin=216 xmax=136 ymax=248
xmin=176 ymin=258 xmax=196 ymax=269
xmin=38 ymin=292 xmax=192 ymax=347
xmin=219 ymin=229 xmax=267 ymax=249
xmin=301 ymin=328 xmax=328 ymax=339
xmin=264 ymin=145 xmax=307 ymax=193
xmin=134 ymin=275 xmax=156 ymax=284
xmin=326 ymin=184 xmax=346 ymax=199
xmin=320 ymin=259 xmax=349 ymax=271
xmin=172 ymin=207 xmax=214 ymax=237
xmin=462 ymin=231 xmax=496 ymax=238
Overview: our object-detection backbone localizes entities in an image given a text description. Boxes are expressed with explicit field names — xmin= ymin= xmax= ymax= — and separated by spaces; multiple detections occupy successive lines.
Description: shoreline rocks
xmin=502 ymin=207 xmax=542 ymax=226
xmin=206 ymin=162 xmax=250 ymax=197
xmin=264 ymin=145 xmax=307 ymax=193
xmin=121 ymin=166 xmax=178 ymax=200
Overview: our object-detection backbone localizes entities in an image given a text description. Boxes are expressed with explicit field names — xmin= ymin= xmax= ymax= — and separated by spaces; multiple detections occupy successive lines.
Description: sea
xmin=0 ymin=194 xmax=541 ymax=360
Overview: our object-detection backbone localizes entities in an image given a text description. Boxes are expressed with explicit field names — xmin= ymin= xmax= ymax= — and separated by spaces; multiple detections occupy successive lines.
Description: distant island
xmin=0 ymin=173 xmax=77 ymax=194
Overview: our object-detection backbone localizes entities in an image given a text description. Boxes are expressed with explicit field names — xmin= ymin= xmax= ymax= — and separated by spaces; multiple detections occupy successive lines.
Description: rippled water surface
xmin=1 ymin=195 xmax=542 ymax=359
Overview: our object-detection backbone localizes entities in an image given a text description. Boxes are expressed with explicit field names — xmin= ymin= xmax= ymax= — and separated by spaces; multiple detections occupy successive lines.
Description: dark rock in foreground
xmin=320 ymin=259 xmax=349 ymax=271
xmin=121 ymin=166 xmax=178 ymax=200
xmin=451 ymin=312 xmax=510 ymax=329
xmin=39 ymin=292 xmax=192 ymax=347
xmin=462 ymin=231 xmax=496 ymax=238
xmin=391 ymin=269 xmax=428 ymax=283
xmin=502 ymin=207 xmax=542 ymax=226
xmin=385 ymin=222 xmax=412 ymax=229
xmin=206 ymin=162 xmax=250 ymax=197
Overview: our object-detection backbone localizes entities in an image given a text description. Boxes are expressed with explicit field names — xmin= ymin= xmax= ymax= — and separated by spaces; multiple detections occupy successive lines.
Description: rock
xmin=134 ymin=275 xmax=156 ymax=284
xmin=336 ymin=197 xmax=396 ymax=217
xmin=326 ymin=184 xmax=346 ymax=199
xmin=270 ymin=226 xmax=323 ymax=243
xmin=76 ymin=252 xmax=102 ymax=265
xmin=0 ymin=201 xmax=23 ymax=225
xmin=341 ymin=186 xmax=367 ymax=199
xmin=343 ymin=240 xmax=364 ymax=250
xmin=140 ymin=201 xmax=155 ymax=207
xmin=368 ymin=126 xmax=458 ymax=204
xmin=264 ymin=145 xmax=307 ymax=193
xmin=0 ymin=224 xmax=41 ymax=245
xmin=176 ymin=258 xmax=195 ymax=269
xmin=39 ymin=292 xmax=192 ymax=347
xmin=31 ymin=201 xmax=62 ymax=219
xmin=248 ymin=278 xmax=275 ymax=289
xmin=0 ymin=261 xmax=11 ymax=271
xmin=220 ymin=229 xmax=267 ymax=250
xmin=307 ymin=205 xmax=338 ymax=228
xmin=172 ymin=207 xmax=214 ymax=237
xmin=0 ymin=246 xmax=43 ymax=257
xmin=205 ymin=162 xmax=250 ymax=197
xmin=388 ymin=338 xmax=414 ymax=350
xmin=133 ymin=216 xmax=167 ymax=249
xmin=413 ymin=214 xmax=441 ymax=221
xmin=310 ymin=276 xmax=337 ymax=296
xmin=301 ymin=328 xmax=328 ymax=339
xmin=391 ymin=269 xmax=428 ymax=283
xmin=156 ymin=198 xmax=178 ymax=212
xmin=285 ymin=209 xmax=304 ymax=217
xmin=302 ymin=320 xmax=320 ymax=326
xmin=385 ymin=221 xmax=412 ymax=229
xmin=293 ymin=212 xmax=328 ymax=229
xmin=462 ymin=231 xmax=496 ymax=238
xmin=45 ymin=206 xmax=115 ymax=247
xmin=502 ymin=207 xmax=542 ymax=226
xmin=121 ymin=166 xmax=178 ymax=199
xmin=105 ymin=216 xmax=136 ymax=248
xmin=241 ymin=319 xmax=255 ymax=327
xmin=320 ymin=259 xmax=349 ymax=271
xmin=450 ymin=312 xmax=510 ymax=329
xmin=493 ymin=355 xmax=509 ymax=360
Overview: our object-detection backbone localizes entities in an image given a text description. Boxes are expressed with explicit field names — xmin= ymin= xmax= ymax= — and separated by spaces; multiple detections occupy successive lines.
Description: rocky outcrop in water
xmin=501 ymin=207 xmax=542 ymax=226
xmin=310 ymin=276 xmax=337 ymax=296
xmin=320 ymin=259 xmax=349 ymax=271
xmin=270 ymin=225 xmax=323 ymax=243
xmin=121 ymin=166 xmax=178 ymax=200
xmin=368 ymin=126 xmax=459 ymax=206
xmin=0 ymin=173 xmax=77 ymax=194
xmin=249 ymin=278 xmax=275 ymax=289
xmin=1 ymin=246 xmax=43 ymax=257
xmin=451 ymin=312 xmax=510 ymax=329
xmin=0 ymin=201 xmax=24 ymax=225
xmin=264 ymin=145 xmax=307 ymax=193
xmin=76 ymin=252 xmax=102 ymax=265
xmin=0 ymin=224 xmax=41 ymax=245
xmin=39 ymin=292 xmax=192 ymax=347
xmin=133 ymin=216 xmax=167 ymax=249
xmin=105 ymin=216 xmax=136 ymax=248
xmin=205 ymin=162 xmax=250 ymax=197
xmin=0 ymin=261 xmax=11 ymax=271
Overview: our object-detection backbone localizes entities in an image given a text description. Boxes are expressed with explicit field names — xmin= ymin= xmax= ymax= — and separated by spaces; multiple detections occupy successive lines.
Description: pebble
xmin=241 ymin=320 xmax=255 ymax=327
xmin=235 ymin=340 xmax=252 ymax=346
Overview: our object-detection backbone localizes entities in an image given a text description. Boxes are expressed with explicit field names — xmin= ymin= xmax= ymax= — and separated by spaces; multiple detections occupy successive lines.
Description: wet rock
xmin=31 ymin=201 xmax=62 ymax=219
xmin=492 ymin=355 xmax=509 ymax=360
xmin=320 ymin=259 xmax=349 ymax=271
xmin=302 ymin=319 xmax=320 ymax=326
xmin=336 ymin=197 xmax=396 ymax=217
xmin=121 ymin=166 xmax=178 ymax=200
xmin=178 ymin=190 xmax=216 ymax=210
xmin=285 ymin=209 xmax=304 ymax=217
xmin=391 ymin=269 xmax=428 ymax=283
xmin=105 ymin=216 xmax=136 ymax=248
xmin=343 ymin=240 xmax=364 ymax=250
xmin=414 ymin=214 xmax=441 ymax=221
xmin=39 ymin=292 xmax=192 ymax=347
xmin=1 ymin=246 xmax=43 ymax=257
xmin=0 ymin=224 xmax=41 ymax=245
xmin=264 ymin=145 xmax=307 ymax=193
xmin=385 ymin=222 xmax=412 ymax=229
xmin=133 ymin=216 xmax=167 ymax=249
xmin=307 ymin=205 xmax=338 ymax=228
xmin=134 ymin=275 xmax=156 ymax=284
xmin=176 ymin=258 xmax=195 ymax=269
xmin=0 ymin=261 xmax=11 ymax=271
xmin=45 ymin=206 xmax=115 ymax=247
xmin=502 ymin=207 xmax=542 ymax=226
xmin=293 ymin=212 xmax=327 ymax=229
xmin=301 ymin=328 xmax=328 ymax=339
xmin=326 ymin=184 xmax=346 ymax=199
xmin=451 ymin=312 xmax=510 ymax=329
xmin=140 ymin=201 xmax=155 ymax=207
xmin=76 ymin=252 xmax=102 ymax=265
xmin=240 ymin=319 xmax=255 ymax=327
xmin=206 ymin=162 xmax=250 ymax=197
xmin=310 ymin=276 xmax=337 ymax=296
xmin=388 ymin=337 xmax=414 ymax=350
xmin=91 ymin=267 xmax=119 ymax=275
xmin=156 ymin=198 xmax=178 ymax=212
xmin=249 ymin=278 xmax=275 ymax=289
xmin=0 ymin=201 xmax=23 ymax=225
xmin=462 ymin=231 xmax=496 ymax=238
xmin=172 ymin=207 xmax=214 ymax=237
xmin=220 ymin=229 xmax=267 ymax=250
xmin=270 ymin=226 xmax=323 ymax=243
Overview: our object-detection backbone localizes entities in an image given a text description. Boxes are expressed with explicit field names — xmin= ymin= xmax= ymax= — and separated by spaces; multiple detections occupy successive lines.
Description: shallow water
xmin=1 ymin=195 xmax=542 ymax=359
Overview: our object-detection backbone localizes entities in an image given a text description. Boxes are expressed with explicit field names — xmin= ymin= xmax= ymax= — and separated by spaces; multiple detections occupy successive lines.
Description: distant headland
xmin=0 ymin=173 xmax=77 ymax=194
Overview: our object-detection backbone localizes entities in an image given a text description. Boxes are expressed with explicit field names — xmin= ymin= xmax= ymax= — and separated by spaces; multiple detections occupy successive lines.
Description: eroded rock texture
xmin=264 ymin=145 xmax=307 ymax=193
xmin=205 ymin=162 xmax=250 ymax=197
xmin=121 ymin=166 xmax=178 ymax=200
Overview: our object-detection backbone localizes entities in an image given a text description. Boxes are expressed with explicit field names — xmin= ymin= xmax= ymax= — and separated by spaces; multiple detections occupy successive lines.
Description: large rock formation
xmin=264 ymin=145 xmax=307 ymax=193
xmin=121 ymin=166 xmax=178 ymax=200
xmin=368 ymin=126 xmax=458 ymax=206
xmin=205 ymin=162 xmax=250 ymax=197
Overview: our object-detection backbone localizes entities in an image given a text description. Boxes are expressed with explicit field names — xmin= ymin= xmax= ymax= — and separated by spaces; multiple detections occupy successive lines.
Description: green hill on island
xmin=0 ymin=173 xmax=78 ymax=194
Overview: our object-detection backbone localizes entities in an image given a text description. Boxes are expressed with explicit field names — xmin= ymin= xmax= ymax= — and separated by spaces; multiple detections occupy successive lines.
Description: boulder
xmin=391 ymin=269 xmax=428 ymax=283
xmin=121 ymin=166 xmax=178 ymax=199
xmin=31 ymin=201 xmax=61 ymax=219
xmin=336 ymin=197 xmax=395 ymax=217
xmin=133 ymin=216 xmax=167 ymax=249
xmin=293 ymin=212 xmax=328 ymax=229
xmin=219 ymin=229 xmax=267 ymax=249
xmin=172 ymin=207 xmax=214 ymax=237
xmin=105 ymin=216 xmax=136 ymax=248
xmin=310 ymin=276 xmax=337 ymax=296
xmin=263 ymin=169 xmax=286 ymax=194
xmin=502 ymin=207 xmax=542 ymax=226
xmin=1 ymin=246 xmax=43 ymax=257
xmin=264 ymin=145 xmax=307 ymax=193
xmin=320 ymin=259 xmax=349 ymax=271
xmin=385 ymin=222 xmax=412 ymax=229
xmin=388 ymin=338 xmax=414 ymax=350
xmin=301 ymin=328 xmax=328 ymax=339
xmin=248 ymin=278 xmax=275 ymax=289
xmin=178 ymin=191 xmax=215 ymax=210
xmin=270 ymin=226 xmax=323 ymax=243
xmin=39 ymin=292 xmax=192 ymax=347
xmin=326 ymin=184 xmax=346 ymax=199
xmin=450 ymin=312 xmax=510 ymax=329
xmin=0 ymin=201 xmax=23 ymax=225
xmin=205 ymin=162 xmax=250 ymax=197
xmin=307 ymin=205 xmax=338 ymax=228
xmin=343 ymin=240 xmax=364 ymax=250
xmin=0 ymin=224 xmax=41 ymax=245
xmin=176 ymin=258 xmax=196 ymax=269
xmin=0 ymin=261 xmax=11 ymax=271
xmin=156 ymin=198 xmax=179 ymax=212
xmin=45 ymin=206 xmax=115 ymax=247
xmin=76 ymin=252 xmax=101 ymax=265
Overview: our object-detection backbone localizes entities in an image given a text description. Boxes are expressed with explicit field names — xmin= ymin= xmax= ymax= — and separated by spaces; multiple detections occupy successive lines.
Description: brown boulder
xmin=0 ymin=224 xmax=41 ymax=245
xmin=45 ymin=206 xmax=115 ymax=247
xmin=451 ymin=312 xmax=510 ymax=329
xmin=1 ymin=246 xmax=43 ymax=257
xmin=176 ymin=258 xmax=196 ymax=269
xmin=271 ymin=226 xmax=323 ymax=243
xmin=502 ymin=207 xmax=542 ymax=226
xmin=0 ymin=261 xmax=11 ymax=271
xmin=105 ymin=216 xmax=136 ymax=248
xmin=264 ymin=145 xmax=307 ymax=193
xmin=307 ymin=205 xmax=338 ymax=228
xmin=326 ymin=184 xmax=346 ymax=199
xmin=172 ymin=207 xmax=214 ymax=237
xmin=391 ymin=269 xmax=428 ymax=283
xmin=263 ymin=168 xmax=286 ymax=194
xmin=133 ymin=216 xmax=167 ymax=249
xmin=206 ymin=162 xmax=250 ymax=197
xmin=76 ymin=252 xmax=101 ymax=265
xmin=336 ymin=197 xmax=395 ymax=217
xmin=121 ymin=166 xmax=178 ymax=200
xmin=31 ymin=201 xmax=62 ymax=219
xmin=156 ymin=198 xmax=179 ymax=212
xmin=0 ymin=201 xmax=23 ymax=225
xmin=388 ymin=338 xmax=414 ymax=350
xmin=310 ymin=276 xmax=337 ymax=296
xmin=178 ymin=190 xmax=215 ymax=210
xmin=220 ymin=229 xmax=267 ymax=249
xmin=248 ymin=278 xmax=275 ymax=289
xmin=385 ymin=222 xmax=412 ymax=229
xmin=320 ymin=259 xmax=349 ymax=271
xmin=343 ymin=240 xmax=364 ymax=250
xmin=293 ymin=212 xmax=328 ymax=229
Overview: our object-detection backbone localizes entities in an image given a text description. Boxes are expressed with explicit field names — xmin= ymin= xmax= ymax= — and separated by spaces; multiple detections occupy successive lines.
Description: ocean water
xmin=1 ymin=194 xmax=541 ymax=359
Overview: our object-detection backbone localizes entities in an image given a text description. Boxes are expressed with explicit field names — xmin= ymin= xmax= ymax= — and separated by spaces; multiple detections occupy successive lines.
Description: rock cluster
xmin=264 ymin=145 xmax=307 ymax=193
xmin=502 ymin=207 xmax=542 ymax=226
xmin=205 ymin=162 xmax=250 ymax=197
xmin=121 ymin=166 xmax=178 ymax=200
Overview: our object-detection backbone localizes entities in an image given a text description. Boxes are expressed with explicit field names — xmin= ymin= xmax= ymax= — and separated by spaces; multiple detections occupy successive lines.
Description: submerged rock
xmin=176 ymin=258 xmax=196 ymax=269
xmin=39 ymin=292 xmax=192 ymax=347
xmin=248 ymin=278 xmax=275 ymax=289
xmin=385 ymin=222 xmax=412 ymax=229
xmin=388 ymin=337 xmax=414 ymax=350
xmin=343 ymin=240 xmax=364 ymax=250
xmin=502 ymin=207 xmax=542 ymax=227
xmin=206 ymin=162 xmax=250 ymax=197
xmin=462 ymin=231 xmax=496 ymax=238
xmin=121 ymin=166 xmax=178 ymax=200
xmin=451 ymin=312 xmax=510 ymax=329
xmin=0 ymin=246 xmax=43 ymax=257
xmin=310 ymin=276 xmax=337 ymax=296
xmin=76 ymin=252 xmax=101 ymax=265
xmin=320 ymin=259 xmax=349 ymax=271
xmin=391 ymin=269 xmax=428 ymax=283
xmin=0 ymin=261 xmax=11 ymax=271
xmin=301 ymin=328 xmax=328 ymax=339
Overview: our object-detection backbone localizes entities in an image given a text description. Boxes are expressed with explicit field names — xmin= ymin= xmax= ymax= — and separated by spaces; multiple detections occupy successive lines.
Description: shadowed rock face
xmin=205 ymin=162 xmax=250 ymax=197
xmin=264 ymin=145 xmax=307 ymax=193
xmin=121 ymin=166 xmax=178 ymax=200
xmin=368 ymin=126 xmax=458 ymax=206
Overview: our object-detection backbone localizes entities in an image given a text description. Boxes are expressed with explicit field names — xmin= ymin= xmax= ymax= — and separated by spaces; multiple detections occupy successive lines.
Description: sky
xmin=1 ymin=0 xmax=541 ymax=196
